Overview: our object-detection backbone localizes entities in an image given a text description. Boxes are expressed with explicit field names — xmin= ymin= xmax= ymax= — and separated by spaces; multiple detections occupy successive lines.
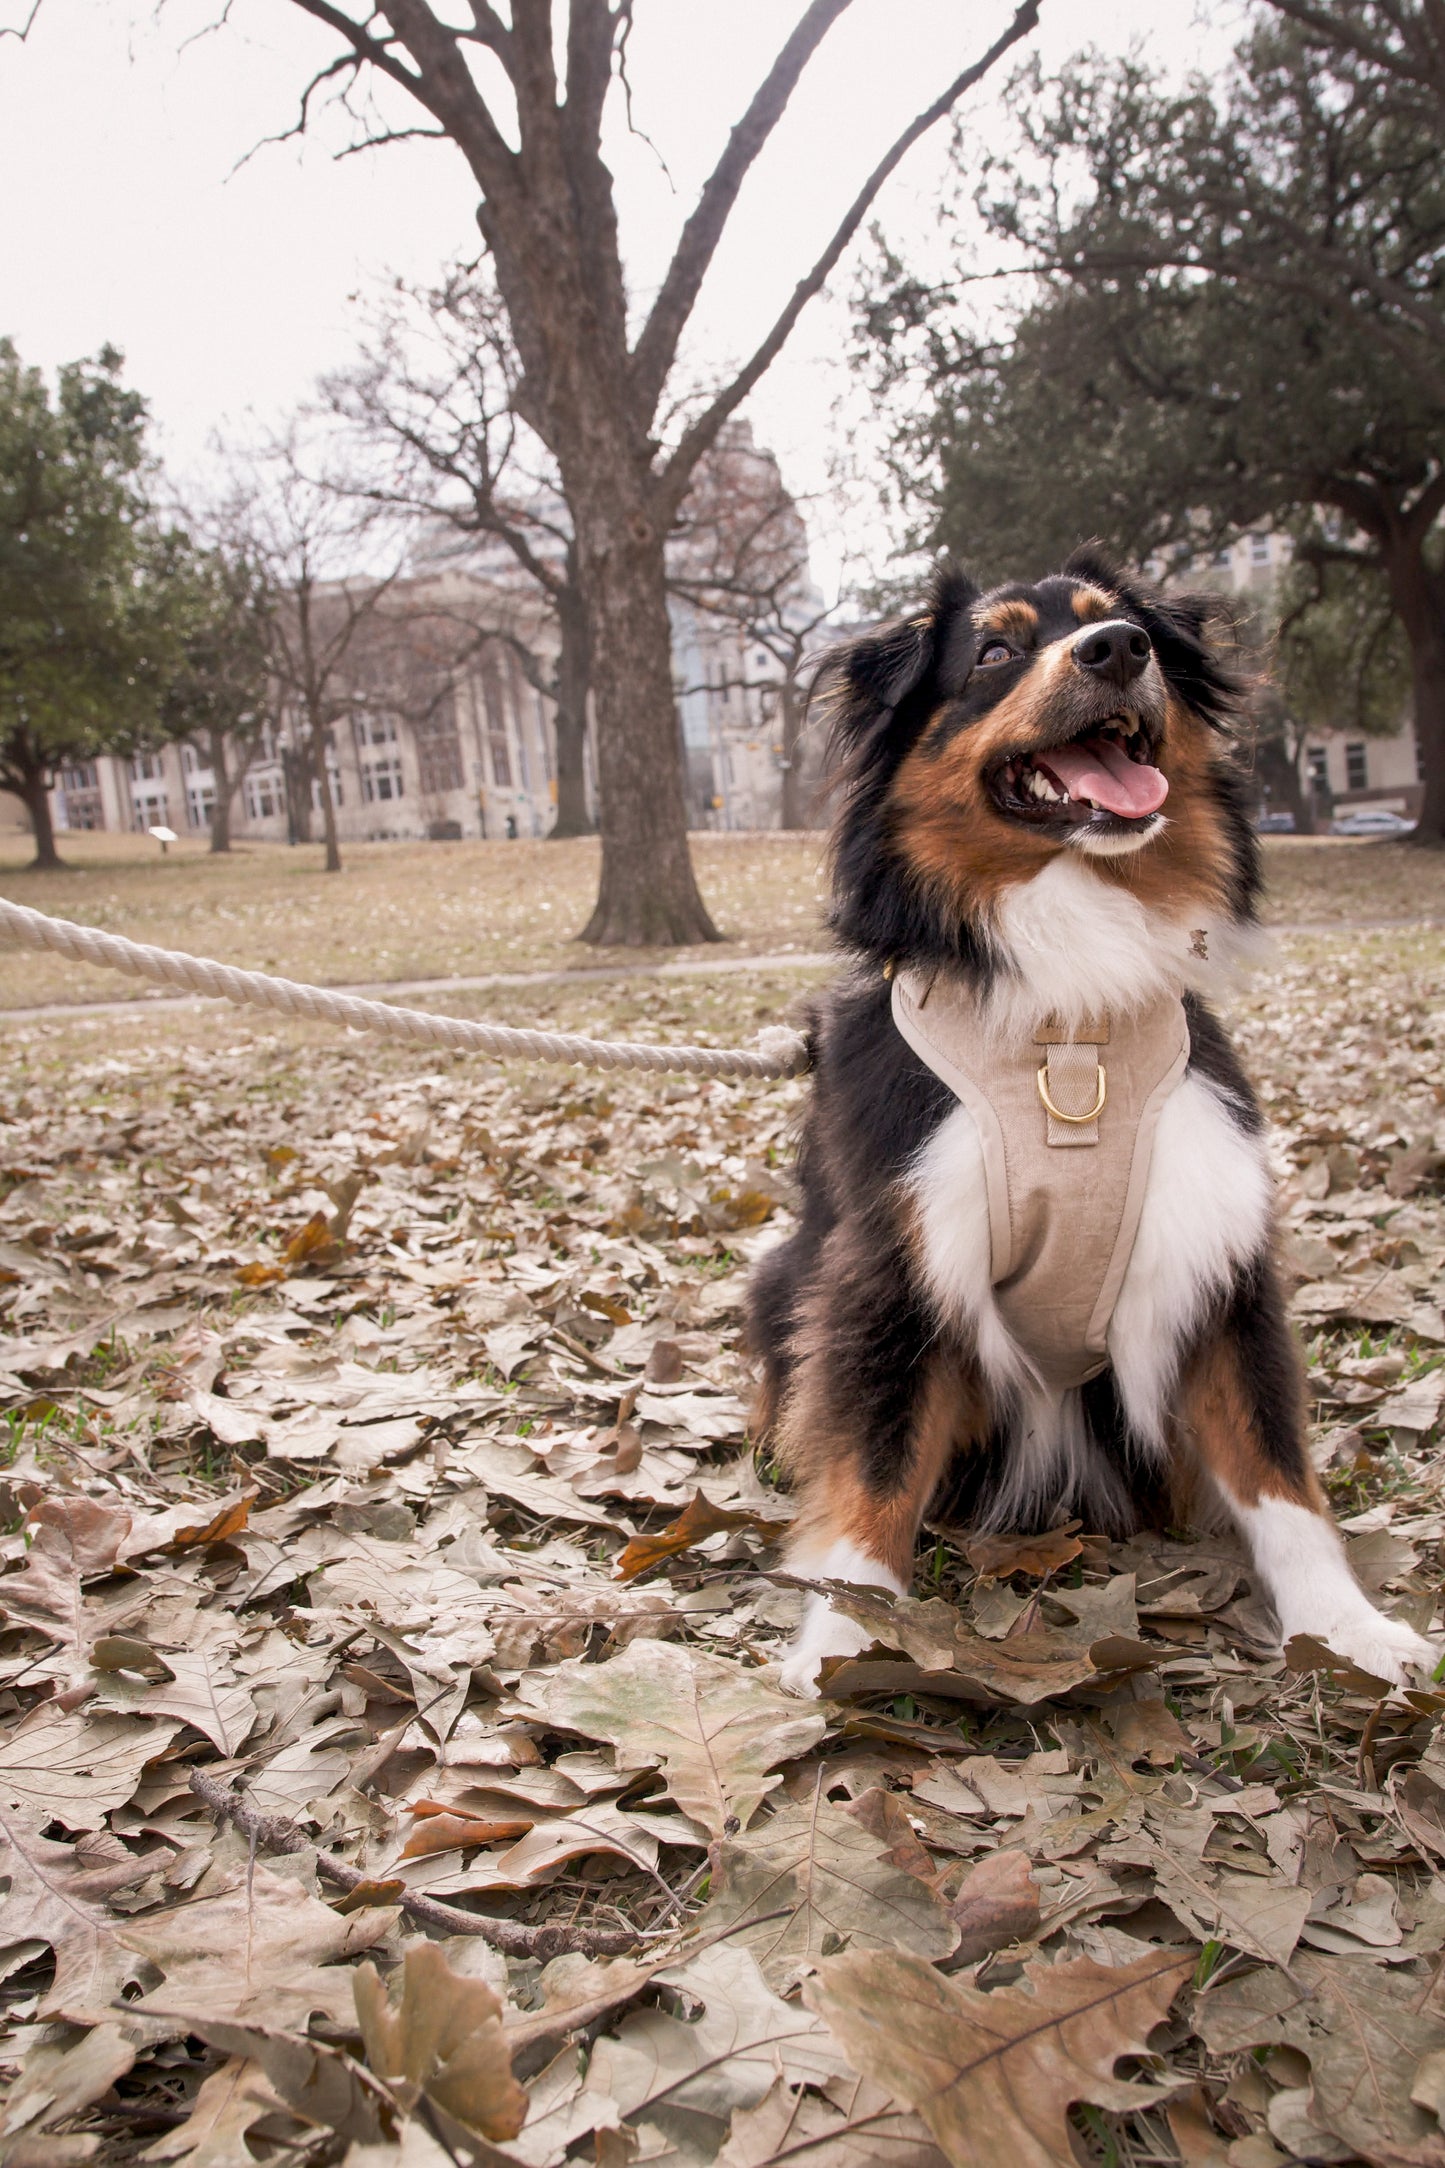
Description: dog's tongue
xmin=1040 ymin=733 xmax=1168 ymax=818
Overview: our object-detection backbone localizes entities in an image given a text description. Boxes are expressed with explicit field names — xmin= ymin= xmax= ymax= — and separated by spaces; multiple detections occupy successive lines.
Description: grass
xmin=0 ymin=828 xmax=829 ymax=1011
xmin=2 ymin=825 xmax=1443 ymax=1014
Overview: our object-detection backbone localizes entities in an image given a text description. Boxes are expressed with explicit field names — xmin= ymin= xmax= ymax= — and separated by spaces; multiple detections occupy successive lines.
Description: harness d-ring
xmin=1036 ymin=1062 xmax=1107 ymax=1124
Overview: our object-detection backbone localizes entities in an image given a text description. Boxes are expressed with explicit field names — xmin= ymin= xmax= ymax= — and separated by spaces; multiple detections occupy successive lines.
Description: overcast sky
xmin=0 ymin=1 xmax=1235 ymax=592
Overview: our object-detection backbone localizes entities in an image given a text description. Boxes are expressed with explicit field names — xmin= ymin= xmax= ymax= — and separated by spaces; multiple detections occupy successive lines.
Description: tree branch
xmin=187 ymin=1769 xmax=641 ymax=1959
xmin=629 ymin=0 xmax=856 ymax=418
xmin=656 ymin=0 xmax=1041 ymax=512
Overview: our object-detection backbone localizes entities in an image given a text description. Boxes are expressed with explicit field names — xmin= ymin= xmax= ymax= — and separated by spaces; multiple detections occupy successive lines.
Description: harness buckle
xmin=1036 ymin=1061 xmax=1107 ymax=1125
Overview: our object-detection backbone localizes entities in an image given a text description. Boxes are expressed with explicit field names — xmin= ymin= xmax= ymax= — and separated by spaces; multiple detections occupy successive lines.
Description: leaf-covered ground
xmin=2 ymin=901 xmax=1445 ymax=2166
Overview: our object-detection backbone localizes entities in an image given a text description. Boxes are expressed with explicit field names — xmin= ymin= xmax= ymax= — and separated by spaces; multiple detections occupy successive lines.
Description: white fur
xmin=779 ymin=1538 xmax=905 ymax=1699
xmin=1069 ymin=812 xmax=1168 ymax=859
xmin=906 ymin=1103 xmax=1028 ymax=1401
xmin=1109 ymin=1073 xmax=1274 ymax=1451
xmin=1233 ymin=1494 xmax=1437 ymax=1687
xmin=986 ymin=856 xmax=1240 ymax=1044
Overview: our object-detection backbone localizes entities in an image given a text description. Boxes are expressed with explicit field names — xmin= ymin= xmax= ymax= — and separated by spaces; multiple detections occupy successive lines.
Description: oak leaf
xmin=807 ymin=1946 xmax=1191 ymax=2168
xmin=699 ymin=1798 xmax=959 ymax=1988
xmin=516 ymin=1641 xmax=827 ymax=1838
xmin=0 ymin=1812 xmax=156 ymax=2020
xmin=354 ymin=1939 xmax=527 ymax=2142
xmin=614 ymin=1489 xmax=785 ymax=1581
xmin=965 ymin=1523 xmax=1084 ymax=1581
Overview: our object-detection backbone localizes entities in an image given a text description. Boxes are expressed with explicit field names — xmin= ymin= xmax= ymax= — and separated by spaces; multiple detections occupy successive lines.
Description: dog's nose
xmin=1072 ymin=619 xmax=1152 ymax=689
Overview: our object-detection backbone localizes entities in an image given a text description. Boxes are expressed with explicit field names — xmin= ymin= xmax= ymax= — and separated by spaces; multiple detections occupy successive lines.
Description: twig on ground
xmin=187 ymin=1768 xmax=644 ymax=1958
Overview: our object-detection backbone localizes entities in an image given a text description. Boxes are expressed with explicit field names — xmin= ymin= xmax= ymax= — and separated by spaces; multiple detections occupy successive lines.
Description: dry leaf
xmin=0 ymin=1707 xmax=180 ymax=1829
xmin=614 ymin=1489 xmax=784 ymax=1580
xmin=808 ymin=1947 xmax=1191 ymax=2168
xmin=517 ymin=1641 xmax=827 ymax=1837
xmin=949 ymin=1849 xmax=1041 ymax=1965
xmin=715 ymin=2074 xmax=950 ymax=2167
xmin=964 ymin=1523 xmax=1084 ymax=1581
xmin=354 ymin=1939 xmax=527 ymax=2141
xmin=124 ymin=1862 xmax=395 ymax=2029
xmin=699 ymin=1797 xmax=959 ymax=1987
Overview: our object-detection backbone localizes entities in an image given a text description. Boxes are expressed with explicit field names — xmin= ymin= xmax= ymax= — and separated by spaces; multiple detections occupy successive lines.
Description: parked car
xmin=1329 ymin=809 xmax=1417 ymax=837
xmin=1256 ymin=809 xmax=1296 ymax=833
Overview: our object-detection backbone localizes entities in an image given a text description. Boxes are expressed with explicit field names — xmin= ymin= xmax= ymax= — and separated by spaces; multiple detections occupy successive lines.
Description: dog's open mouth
xmin=990 ymin=717 xmax=1168 ymax=830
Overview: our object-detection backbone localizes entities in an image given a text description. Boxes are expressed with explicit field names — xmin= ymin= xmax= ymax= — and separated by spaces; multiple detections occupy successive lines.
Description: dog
xmin=749 ymin=551 xmax=1436 ymax=1696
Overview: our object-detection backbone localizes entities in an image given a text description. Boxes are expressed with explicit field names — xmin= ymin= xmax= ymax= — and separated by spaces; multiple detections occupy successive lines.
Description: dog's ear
xmin=1136 ymin=588 xmax=1241 ymax=732
xmin=819 ymin=564 xmax=980 ymax=782
xmin=1063 ymin=540 xmax=1125 ymax=594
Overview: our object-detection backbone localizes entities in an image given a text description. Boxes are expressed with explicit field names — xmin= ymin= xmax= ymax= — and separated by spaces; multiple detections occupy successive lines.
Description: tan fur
xmin=1070 ymin=584 xmax=1118 ymax=622
xmin=1177 ymin=1329 xmax=1318 ymax=1510
xmin=979 ymin=598 xmax=1040 ymax=642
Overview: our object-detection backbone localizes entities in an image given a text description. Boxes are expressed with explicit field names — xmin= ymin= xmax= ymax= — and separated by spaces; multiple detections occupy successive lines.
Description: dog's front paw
xmin=1287 ymin=1608 xmax=1439 ymax=1689
xmin=777 ymin=1595 xmax=875 ymax=1699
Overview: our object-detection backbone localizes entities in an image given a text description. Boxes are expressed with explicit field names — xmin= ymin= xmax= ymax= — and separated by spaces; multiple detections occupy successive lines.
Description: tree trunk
xmin=1382 ymin=541 xmax=1445 ymax=847
xmin=779 ymin=673 xmax=809 ymax=831
xmin=206 ymin=727 xmax=233 ymax=854
xmin=6 ymin=734 xmax=65 ymax=869
xmin=550 ymin=579 xmax=594 ymax=839
xmin=310 ymin=718 xmax=342 ymax=874
xmin=575 ymin=505 xmax=719 ymax=946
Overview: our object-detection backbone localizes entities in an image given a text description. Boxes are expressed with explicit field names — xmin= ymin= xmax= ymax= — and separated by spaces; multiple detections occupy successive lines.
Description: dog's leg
xmin=1177 ymin=1261 xmax=1436 ymax=1686
xmin=775 ymin=1250 xmax=979 ymax=1696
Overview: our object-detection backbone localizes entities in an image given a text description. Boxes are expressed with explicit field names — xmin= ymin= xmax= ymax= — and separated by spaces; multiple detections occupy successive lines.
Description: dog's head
xmin=821 ymin=549 xmax=1259 ymax=972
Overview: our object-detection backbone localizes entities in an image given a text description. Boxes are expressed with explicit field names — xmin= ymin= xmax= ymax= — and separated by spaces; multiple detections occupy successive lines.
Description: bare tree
xmin=248 ymin=0 xmax=1040 ymax=943
xmin=326 ymin=269 xmax=594 ymax=838
xmin=156 ymin=537 xmax=274 ymax=855
xmin=669 ymin=431 xmax=835 ymax=830
xmin=224 ymin=426 xmax=408 ymax=874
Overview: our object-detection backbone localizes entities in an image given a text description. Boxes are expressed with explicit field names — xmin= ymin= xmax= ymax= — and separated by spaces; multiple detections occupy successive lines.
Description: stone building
xmin=1187 ymin=530 xmax=1424 ymax=819
xmin=10 ymin=424 xmax=827 ymax=848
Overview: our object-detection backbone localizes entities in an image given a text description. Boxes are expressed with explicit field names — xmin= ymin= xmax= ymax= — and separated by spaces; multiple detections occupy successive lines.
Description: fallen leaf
xmin=949 ymin=1849 xmax=1041 ymax=1965
xmin=614 ymin=1489 xmax=784 ymax=1581
xmin=964 ymin=1523 xmax=1084 ymax=1580
xmin=0 ymin=1707 xmax=180 ymax=1829
xmin=400 ymin=1812 xmax=533 ymax=1860
xmin=715 ymin=2074 xmax=950 ymax=2167
xmin=354 ymin=1939 xmax=527 ymax=2141
xmin=123 ymin=1862 xmax=395 ymax=2029
xmin=516 ymin=1641 xmax=827 ymax=1838
xmin=808 ymin=1947 xmax=1191 ymax=2168
xmin=698 ymin=1797 xmax=959 ymax=1987
xmin=0 ymin=1812 xmax=155 ymax=2019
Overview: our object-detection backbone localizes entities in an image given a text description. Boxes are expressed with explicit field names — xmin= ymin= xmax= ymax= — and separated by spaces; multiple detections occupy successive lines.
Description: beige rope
xmin=0 ymin=898 xmax=812 ymax=1081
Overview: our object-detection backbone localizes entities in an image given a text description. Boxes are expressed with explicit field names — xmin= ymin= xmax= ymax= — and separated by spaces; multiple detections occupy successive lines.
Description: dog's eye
xmin=977 ymin=640 xmax=1014 ymax=667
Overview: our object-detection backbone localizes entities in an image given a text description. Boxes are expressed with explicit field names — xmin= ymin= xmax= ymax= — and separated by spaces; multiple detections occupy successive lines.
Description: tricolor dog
xmin=749 ymin=554 xmax=1436 ymax=1696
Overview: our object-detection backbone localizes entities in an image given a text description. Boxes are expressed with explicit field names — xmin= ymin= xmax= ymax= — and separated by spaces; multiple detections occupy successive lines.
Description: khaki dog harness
xmin=892 ymin=970 xmax=1190 ymax=1390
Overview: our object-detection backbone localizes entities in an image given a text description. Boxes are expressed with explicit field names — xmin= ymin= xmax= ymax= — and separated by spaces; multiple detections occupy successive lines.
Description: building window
xmin=416 ymin=693 xmax=464 ymax=795
xmin=352 ymin=713 xmax=397 ymax=803
xmin=185 ymin=780 xmax=215 ymax=831
xmin=58 ymin=762 xmax=103 ymax=830
xmin=131 ymin=785 xmax=169 ymax=831
xmin=1306 ymin=746 xmax=1330 ymax=791
xmin=1251 ymin=533 xmax=1271 ymax=564
xmin=1345 ymin=741 xmax=1368 ymax=791
xmin=1212 ymin=545 xmax=1232 ymax=568
xmin=245 ymin=771 xmax=283 ymax=821
xmin=479 ymin=652 xmax=513 ymax=788
xmin=130 ymin=750 xmax=165 ymax=783
xmin=417 ymin=728 xmax=463 ymax=796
